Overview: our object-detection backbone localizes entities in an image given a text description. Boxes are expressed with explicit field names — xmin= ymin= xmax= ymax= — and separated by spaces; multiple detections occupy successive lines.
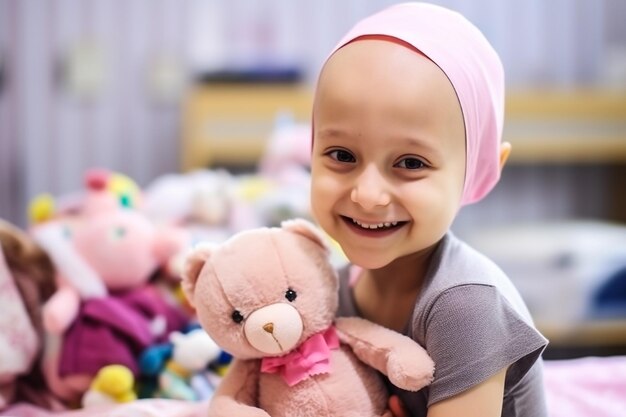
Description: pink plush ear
xmin=152 ymin=225 xmax=190 ymax=266
xmin=280 ymin=218 xmax=329 ymax=254
xmin=181 ymin=243 xmax=215 ymax=307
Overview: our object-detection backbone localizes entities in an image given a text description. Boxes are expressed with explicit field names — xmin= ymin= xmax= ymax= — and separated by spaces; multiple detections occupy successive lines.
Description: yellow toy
xmin=28 ymin=193 xmax=56 ymax=224
xmin=107 ymin=172 xmax=143 ymax=209
xmin=81 ymin=364 xmax=137 ymax=408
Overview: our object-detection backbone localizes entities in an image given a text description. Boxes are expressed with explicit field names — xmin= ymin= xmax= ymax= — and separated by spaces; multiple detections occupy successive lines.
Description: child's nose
xmin=350 ymin=166 xmax=391 ymax=210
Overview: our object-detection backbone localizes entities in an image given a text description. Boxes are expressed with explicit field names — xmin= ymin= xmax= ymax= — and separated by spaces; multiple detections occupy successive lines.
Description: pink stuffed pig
xmin=33 ymin=169 xmax=188 ymax=405
xmin=182 ymin=219 xmax=434 ymax=417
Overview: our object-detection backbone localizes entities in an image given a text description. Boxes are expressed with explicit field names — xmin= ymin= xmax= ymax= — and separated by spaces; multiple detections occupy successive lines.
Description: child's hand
xmin=389 ymin=395 xmax=410 ymax=417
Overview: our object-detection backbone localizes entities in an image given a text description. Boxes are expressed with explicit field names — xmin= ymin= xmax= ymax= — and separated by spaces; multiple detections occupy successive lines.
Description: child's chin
xmin=345 ymin=252 xmax=390 ymax=270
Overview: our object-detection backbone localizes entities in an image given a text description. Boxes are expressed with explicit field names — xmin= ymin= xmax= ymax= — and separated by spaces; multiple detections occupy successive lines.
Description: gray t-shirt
xmin=337 ymin=232 xmax=548 ymax=417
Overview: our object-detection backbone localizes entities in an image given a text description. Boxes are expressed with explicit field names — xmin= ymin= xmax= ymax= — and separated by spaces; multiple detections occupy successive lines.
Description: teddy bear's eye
xmin=231 ymin=310 xmax=244 ymax=324
xmin=285 ymin=288 xmax=297 ymax=302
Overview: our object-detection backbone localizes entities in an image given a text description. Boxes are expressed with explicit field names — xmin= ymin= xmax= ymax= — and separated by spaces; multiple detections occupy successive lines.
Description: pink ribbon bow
xmin=260 ymin=326 xmax=340 ymax=387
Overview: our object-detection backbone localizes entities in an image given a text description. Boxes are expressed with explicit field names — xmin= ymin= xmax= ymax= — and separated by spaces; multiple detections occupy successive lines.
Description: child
xmin=309 ymin=3 xmax=548 ymax=417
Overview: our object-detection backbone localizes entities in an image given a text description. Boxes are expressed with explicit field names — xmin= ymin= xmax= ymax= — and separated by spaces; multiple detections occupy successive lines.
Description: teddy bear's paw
xmin=386 ymin=351 xmax=435 ymax=392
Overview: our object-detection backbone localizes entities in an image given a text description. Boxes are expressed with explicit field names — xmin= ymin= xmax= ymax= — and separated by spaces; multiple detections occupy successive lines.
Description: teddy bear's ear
xmin=281 ymin=218 xmax=329 ymax=254
xmin=181 ymin=243 xmax=215 ymax=307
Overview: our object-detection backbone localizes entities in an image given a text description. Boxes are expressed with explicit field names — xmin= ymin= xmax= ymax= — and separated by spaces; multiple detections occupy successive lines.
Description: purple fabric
xmin=59 ymin=286 xmax=187 ymax=377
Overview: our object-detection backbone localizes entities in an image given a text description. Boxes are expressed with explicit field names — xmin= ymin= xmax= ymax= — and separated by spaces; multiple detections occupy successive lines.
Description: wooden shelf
xmin=505 ymin=90 xmax=626 ymax=119
xmin=538 ymin=318 xmax=626 ymax=348
xmin=506 ymin=136 xmax=626 ymax=164
xmin=181 ymin=84 xmax=312 ymax=171
xmin=504 ymin=90 xmax=626 ymax=164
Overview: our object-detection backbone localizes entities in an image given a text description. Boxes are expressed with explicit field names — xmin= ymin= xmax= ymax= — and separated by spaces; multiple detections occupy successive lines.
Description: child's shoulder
xmin=432 ymin=232 xmax=509 ymax=287
xmin=424 ymin=232 xmax=534 ymax=323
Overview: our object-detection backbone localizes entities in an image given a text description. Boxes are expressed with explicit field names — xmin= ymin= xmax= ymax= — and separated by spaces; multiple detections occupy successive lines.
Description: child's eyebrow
xmin=402 ymin=136 xmax=440 ymax=154
xmin=316 ymin=128 xmax=349 ymax=141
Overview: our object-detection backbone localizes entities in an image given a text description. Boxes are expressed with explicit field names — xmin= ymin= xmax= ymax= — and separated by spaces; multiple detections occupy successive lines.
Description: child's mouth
xmin=342 ymin=216 xmax=406 ymax=234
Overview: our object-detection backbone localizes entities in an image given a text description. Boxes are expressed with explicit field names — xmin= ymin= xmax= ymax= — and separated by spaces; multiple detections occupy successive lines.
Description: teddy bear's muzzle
xmin=244 ymin=303 xmax=304 ymax=355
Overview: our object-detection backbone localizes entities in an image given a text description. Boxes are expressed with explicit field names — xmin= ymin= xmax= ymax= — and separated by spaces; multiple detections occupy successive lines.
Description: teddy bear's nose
xmin=263 ymin=323 xmax=274 ymax=334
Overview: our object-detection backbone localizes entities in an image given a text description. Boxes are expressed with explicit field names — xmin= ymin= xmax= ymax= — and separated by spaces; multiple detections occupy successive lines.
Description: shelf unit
xmin=504 ymin=90 xmax=626 ymax=164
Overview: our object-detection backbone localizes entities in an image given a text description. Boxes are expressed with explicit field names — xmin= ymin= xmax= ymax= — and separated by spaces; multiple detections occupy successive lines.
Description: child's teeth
xmin=352 ymin=219 xmax=398 ymax=229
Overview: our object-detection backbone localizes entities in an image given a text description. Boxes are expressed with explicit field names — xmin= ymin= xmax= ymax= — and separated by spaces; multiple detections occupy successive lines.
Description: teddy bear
xmin=181 ymin=218 xmax=434 ymax=417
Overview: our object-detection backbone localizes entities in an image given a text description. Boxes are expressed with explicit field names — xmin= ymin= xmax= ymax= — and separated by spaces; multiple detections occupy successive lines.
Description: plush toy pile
xmin=0 ymin=168 xmax=236 ymax=412
xmin=29 ymin=169 xmax=194 ymax=406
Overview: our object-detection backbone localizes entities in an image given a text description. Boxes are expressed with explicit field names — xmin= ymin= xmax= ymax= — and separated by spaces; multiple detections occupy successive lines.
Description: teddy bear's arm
xmin=335 ymin=316 xmax=434 ymax=392
xmin=208 ymin=359 xmax=271 ymax=417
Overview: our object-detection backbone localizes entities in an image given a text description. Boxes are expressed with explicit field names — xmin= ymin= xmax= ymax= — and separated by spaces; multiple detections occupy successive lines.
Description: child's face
xmin=311 ymin=39 xmax=466 ymax=269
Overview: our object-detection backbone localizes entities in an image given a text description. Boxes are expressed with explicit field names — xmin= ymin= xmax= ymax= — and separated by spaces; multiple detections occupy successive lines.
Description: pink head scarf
xmin=319 ymin=2 xmax=505 ymax=206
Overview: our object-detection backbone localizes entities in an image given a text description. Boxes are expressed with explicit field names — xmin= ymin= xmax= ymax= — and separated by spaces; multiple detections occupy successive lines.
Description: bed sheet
xmin=1 ymin=399 xmax=208 ymax=417
xmin=544 ymin=356 xmax=626 ymax=417
xmin=3 ymin=356 xmax=625 ymax=417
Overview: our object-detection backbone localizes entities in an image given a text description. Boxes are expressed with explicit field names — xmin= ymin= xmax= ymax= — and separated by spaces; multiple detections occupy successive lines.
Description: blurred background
xmin=1 ymin=0 xmax=626 ymax=358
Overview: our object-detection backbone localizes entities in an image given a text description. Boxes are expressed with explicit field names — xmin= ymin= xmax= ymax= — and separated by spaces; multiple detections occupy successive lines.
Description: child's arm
xmin=427 ymin=368 xmax=506 ymax=417
xmin=389 ymin=368 xmax=507 ymax=417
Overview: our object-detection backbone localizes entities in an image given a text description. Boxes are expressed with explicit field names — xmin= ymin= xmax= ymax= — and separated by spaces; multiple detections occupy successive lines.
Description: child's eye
xmin=395 ymin=157 xmax=426 ymax=170
xmin=327 ymin=149 xmax=356 ymax=163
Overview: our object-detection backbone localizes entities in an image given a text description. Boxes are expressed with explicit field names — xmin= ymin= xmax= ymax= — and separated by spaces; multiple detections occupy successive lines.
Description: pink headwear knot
xmin=323 ymin=2 xmax=505 ymax=205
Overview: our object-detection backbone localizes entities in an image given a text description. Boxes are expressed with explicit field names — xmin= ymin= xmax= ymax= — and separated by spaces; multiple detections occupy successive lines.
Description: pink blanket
xmin=1 ymin=399 xmax=208 ymax=417
xmin=545 ymin=356 xmax=626 ymax=417
xmin=3 ymin=356 xmax=625 ymax=417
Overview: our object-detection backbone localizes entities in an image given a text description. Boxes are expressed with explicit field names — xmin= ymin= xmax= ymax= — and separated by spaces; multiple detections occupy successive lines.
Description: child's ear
xmin=499 ymin=142 xmax=512 ymax=170
xmin=181 ymin=243 xmax=215 ymax=307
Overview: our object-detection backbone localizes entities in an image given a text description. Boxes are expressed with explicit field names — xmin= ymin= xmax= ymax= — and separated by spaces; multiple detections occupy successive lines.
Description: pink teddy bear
xmin=182 ymin=219 xmax=434 ymax=417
